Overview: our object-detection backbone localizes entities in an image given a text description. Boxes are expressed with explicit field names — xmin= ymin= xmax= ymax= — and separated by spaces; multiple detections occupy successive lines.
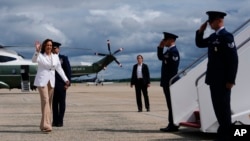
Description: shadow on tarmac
xmin=89 ymin=128 xmax=216 ymax=140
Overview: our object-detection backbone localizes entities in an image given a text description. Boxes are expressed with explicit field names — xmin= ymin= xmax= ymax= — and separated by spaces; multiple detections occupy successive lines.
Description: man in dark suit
xmin=130 ymin=55 xmax=151 ymax=112
xmin=195 ymin=11 xmax=238 ymax=141
xmin=52 ymin=42 xmax=71 ymax=127
xmin=157 ymin=32 xmax=180 ymax=132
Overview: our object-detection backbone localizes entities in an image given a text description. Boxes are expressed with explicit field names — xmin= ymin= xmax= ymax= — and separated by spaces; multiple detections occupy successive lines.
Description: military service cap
xmin=163 ymin=32 xmax=178 ymax=40
xmin=53 ymin=42 xmax=61 ymax=48
xmin=206 ymin=11 xmax=227 ymax=22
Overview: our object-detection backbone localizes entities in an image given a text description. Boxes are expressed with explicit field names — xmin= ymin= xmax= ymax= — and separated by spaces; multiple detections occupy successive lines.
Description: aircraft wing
xmin=0 ymin=81 xmax=10 ymax=89
xmin=86 ymin=82 xmax=98 ymax=86
xmin=102 ymin=82 xmax=113 ymax=85
xmin=86 ymin=82 xmax=113 ymax=86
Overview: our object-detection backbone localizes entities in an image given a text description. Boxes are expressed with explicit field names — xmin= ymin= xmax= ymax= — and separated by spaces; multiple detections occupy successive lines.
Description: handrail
xmin=195 ymin=71 xmax=206 ymax=86
xmin=236 ymin=36 xmax=250 ymax=50
xmin=169 ymin=53 xmax=207 ymax=86
xmin=169 ymin=18 xmax=250 ymax=86
xmin=232 ymin=18 xmax=250 ymax=34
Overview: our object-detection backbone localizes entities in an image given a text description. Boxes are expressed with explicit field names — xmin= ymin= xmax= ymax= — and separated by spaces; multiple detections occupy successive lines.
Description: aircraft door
xmin=21 ymin=65 xmax=29 ymax=81
xmin=21 ymin=65 xmax=30 ymax=91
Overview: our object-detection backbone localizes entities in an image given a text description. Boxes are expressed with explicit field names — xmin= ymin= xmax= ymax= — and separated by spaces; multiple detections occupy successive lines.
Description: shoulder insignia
xmin=172 ymin=56 xmax=179 ymax=61
xmin=228 ymin=42 xmax=235 ymax=48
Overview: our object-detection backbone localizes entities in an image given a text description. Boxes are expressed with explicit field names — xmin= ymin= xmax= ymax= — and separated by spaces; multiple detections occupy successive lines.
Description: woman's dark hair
xmin=41 ymin=39 xmax=53 ymax=54
xmin=137 ymin=54 xmax=143 ymax=59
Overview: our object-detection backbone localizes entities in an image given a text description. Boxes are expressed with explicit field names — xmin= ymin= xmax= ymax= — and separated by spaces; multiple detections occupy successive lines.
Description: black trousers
xmin=163 ymin=86 xmax=174 ymax=126
xmin=210 ymin=85 xmax=231 ymax=141
xmin=53 ymin=85 xmax=67 ymax=125
xmin=134 ymin=79 xmax=150 ymax=111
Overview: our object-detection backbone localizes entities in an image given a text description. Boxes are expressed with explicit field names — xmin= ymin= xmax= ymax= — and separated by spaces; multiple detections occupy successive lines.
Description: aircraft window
xmin=0 ymin=55 xmax=17 ymax=62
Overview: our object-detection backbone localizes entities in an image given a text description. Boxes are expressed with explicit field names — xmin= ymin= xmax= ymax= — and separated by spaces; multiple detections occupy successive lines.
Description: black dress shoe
xmin=160 ymin=125 xmax=179 ymax=132
xmin=52 ymin=123 xmax=57 ymax=127
xmin=138 ymin=110 xmax=142 ymax=112
xmin=147 ymin=109 xmax=150 ymax=112
xmin=56 ymin=123 xmax=63 ymax=127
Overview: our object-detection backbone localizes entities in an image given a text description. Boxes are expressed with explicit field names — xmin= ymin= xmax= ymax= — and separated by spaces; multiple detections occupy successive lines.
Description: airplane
xmin=0 ymin=40 xmax=123 ymax=91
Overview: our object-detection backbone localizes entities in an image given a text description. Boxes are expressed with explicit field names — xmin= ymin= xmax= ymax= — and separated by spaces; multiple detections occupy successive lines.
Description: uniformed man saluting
xmin=195 ymin=11 xmax=238 ymax=141
xmin=157 ymin=32 xmax=180 ymax=132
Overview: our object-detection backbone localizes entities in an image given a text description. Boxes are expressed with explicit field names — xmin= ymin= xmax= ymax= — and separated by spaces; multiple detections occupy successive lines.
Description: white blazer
xmin=32 ymin=52 xmax=68 ymax=87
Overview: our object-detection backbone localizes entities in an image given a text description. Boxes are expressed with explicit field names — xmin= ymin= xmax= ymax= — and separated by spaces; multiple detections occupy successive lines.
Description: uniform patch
xmin=228 ymin=42 xmax=235 ymax=48
xmin=212 ymin=39 xmax=220 ymax=45
xmin=214 ymin=47 xmax=218 ymax=52
xmin=172 ymin=56 xmax=178 ymax=61
xmin=164 ymin=54 xmax=169 ymax=58
xmin=164 ymin=60 xmax=167 ymax=64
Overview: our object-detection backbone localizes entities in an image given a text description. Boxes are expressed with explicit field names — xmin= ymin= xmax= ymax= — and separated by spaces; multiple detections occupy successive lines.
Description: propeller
xmin=113 ymin=48 xmax=123 ymax=55
xmin=114 ymin=57 xmax=122 ymax=67
xmin=94 ymin=53 xmax=107 ymax=56
xmin=94 ymin=40 xmax=123 ymax=68
xmin=107 ymin=40 xmax=111 ymax=55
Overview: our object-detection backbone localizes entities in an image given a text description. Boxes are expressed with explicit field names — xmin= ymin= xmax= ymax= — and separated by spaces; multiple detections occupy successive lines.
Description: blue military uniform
xmin=158 ymin=32 xmax=180 ymax=132
xmin=195 ymin=11 xmax=238 ymax=141
xmin=52 ymin=42 xmax=71 ymax=127
xmin=196 ymin=28 xmax=238 ymax=85
xmin=157 ymin=46 xmax=180 ymax=87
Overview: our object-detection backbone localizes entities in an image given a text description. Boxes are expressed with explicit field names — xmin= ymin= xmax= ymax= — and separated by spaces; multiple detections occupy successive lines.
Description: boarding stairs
xmin=20 ymin=65 xmax=30 ymax=92
xmin=169 ymin=19 xmax=250 ymax=133
xmin=21 ymin=81 xmax=30 ymax=92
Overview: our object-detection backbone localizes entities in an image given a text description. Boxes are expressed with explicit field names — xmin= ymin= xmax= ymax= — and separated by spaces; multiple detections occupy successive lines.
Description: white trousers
xmin=38 ymin=82 xmax=54 ymax=131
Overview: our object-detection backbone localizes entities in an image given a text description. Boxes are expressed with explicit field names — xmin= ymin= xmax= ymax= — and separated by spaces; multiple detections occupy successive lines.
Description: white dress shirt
xmin=32 ymin=52 xmax=68 ymax=87
xmin=137 ymin=63 xmax=143 ymax=79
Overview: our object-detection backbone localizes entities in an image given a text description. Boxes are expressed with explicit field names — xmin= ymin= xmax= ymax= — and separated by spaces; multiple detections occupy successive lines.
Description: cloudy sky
xmin=0 ymin=0 xmax=249 ymax=79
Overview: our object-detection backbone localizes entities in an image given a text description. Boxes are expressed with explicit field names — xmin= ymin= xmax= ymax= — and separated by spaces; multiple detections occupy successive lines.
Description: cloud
xmin=1 ymin=0 xmax=249 ymax=79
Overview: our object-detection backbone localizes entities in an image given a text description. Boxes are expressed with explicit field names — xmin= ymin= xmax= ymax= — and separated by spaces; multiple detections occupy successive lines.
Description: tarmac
xmin=0 ymin=82 xmax=216 ymax=141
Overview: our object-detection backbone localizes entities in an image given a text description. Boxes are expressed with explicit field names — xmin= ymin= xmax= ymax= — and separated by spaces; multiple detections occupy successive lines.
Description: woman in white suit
xmin=32 ymin=39 xmax=69 ymax=133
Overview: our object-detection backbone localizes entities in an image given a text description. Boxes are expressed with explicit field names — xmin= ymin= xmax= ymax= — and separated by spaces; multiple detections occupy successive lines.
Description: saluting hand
xmin=198 ymin=21 xmax=208 ymax=33
xmin=158 ymin=40 xmax=166 ymax=48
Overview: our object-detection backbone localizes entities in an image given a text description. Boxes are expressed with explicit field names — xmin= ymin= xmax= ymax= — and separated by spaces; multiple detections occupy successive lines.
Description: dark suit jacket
xmin=195 ymin=28 xmax=238 ymax=85
xmin=55 ymin=54 xmax=71 ymax=87
xmin=130 ymin=63 xmax=150 ymax=86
